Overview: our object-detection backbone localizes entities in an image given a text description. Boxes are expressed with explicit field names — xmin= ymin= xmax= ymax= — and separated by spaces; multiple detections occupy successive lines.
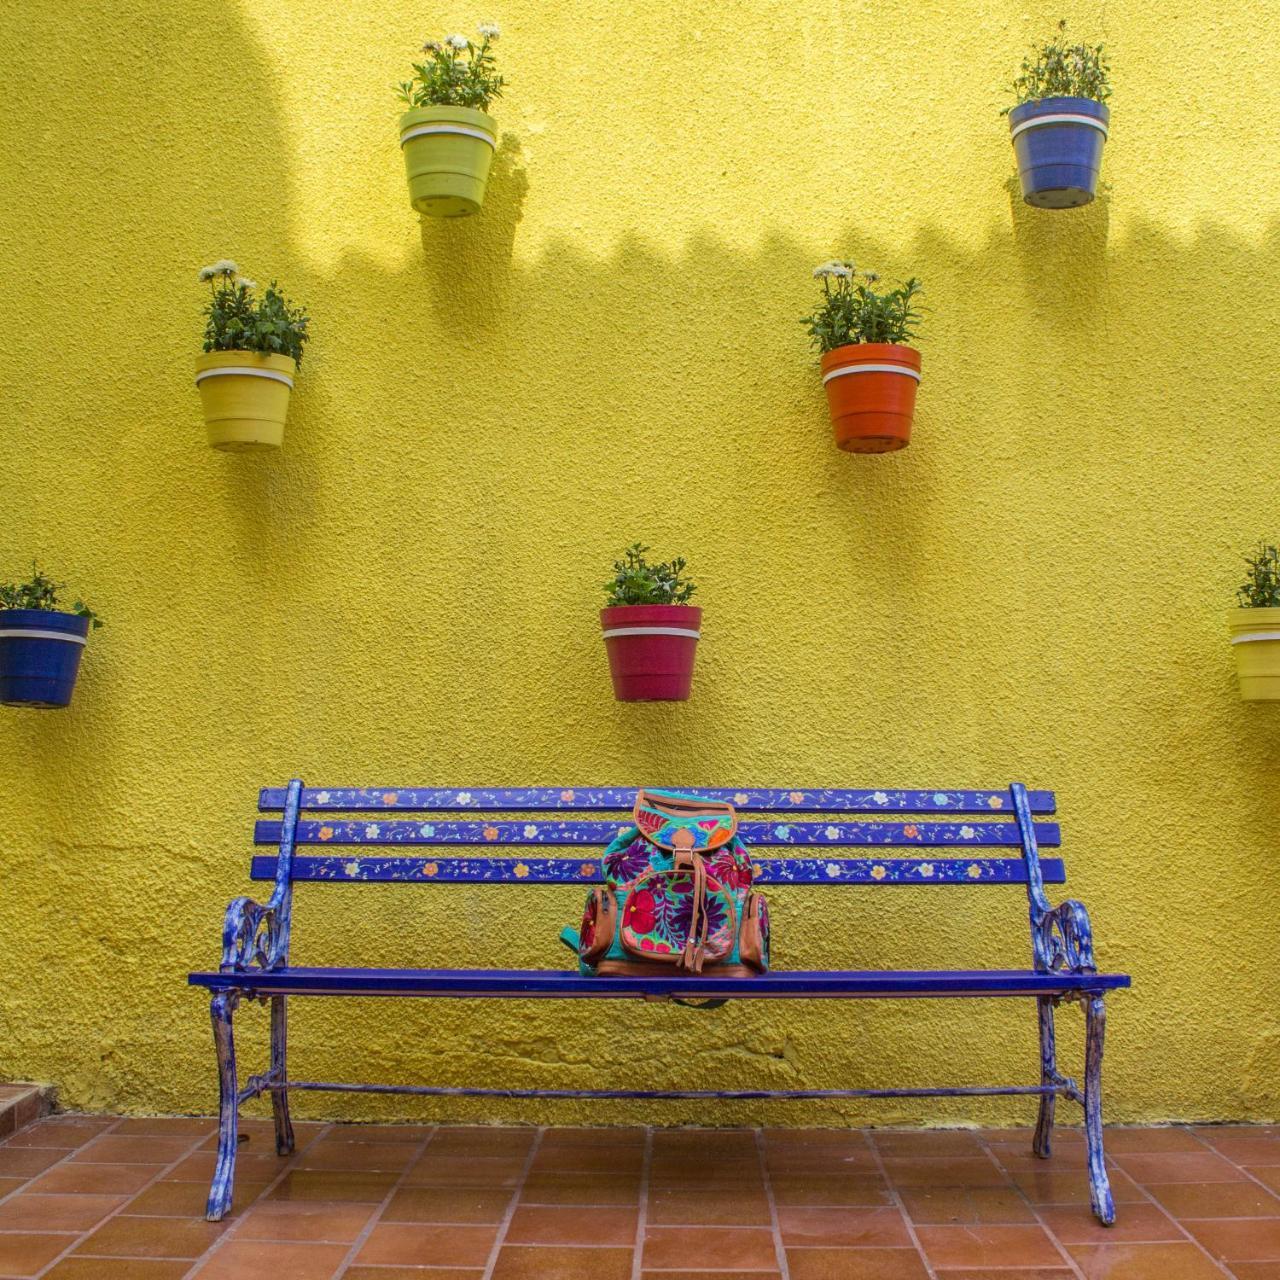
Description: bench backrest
xmin=250 ymin=783 xmax=1062 ymax=889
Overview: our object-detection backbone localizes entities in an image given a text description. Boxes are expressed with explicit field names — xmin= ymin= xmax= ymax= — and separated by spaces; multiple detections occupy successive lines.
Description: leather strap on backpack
xmin=672 ymin=831 xmax=710 ymax=974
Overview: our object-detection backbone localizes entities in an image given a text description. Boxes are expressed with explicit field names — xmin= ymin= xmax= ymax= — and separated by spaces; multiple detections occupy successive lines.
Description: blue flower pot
xmin=1008 ymin=96 xmax=1109 ymax=209
xmin=0 ymin=609 xmax=91 ymax=708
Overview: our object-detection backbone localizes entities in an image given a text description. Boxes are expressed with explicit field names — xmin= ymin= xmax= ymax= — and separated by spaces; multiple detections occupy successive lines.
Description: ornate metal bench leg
xmin=1033 ymin=995 xmax=1056 ymax=1158
xmin=270 ymin=995 xmax=295 ymax=1156
xmin=206 ymin=991 xmax=241 ymax=1222
xmin=1083 ymin=993 xmax=1115 ymax=1226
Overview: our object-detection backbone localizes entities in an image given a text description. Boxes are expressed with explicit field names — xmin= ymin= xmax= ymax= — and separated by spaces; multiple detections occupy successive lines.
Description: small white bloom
xmin=343 ymin=860 xmax=360 ymax=877
xmin=456 ymin=791 xmax=473 ymax=804
xmin=446 ymin=32 xmax=468 ymax=48
xmin=919 ymin=863 xmax=935 ymax=877
xmin=237 ymin=278 xmax=256 ymax=291
xmin=478 ymin=22 xmax=500 ymax=38
xmin=825 ymin=825 xmax=840 ymax=840
xmin=872 ymin=791 xmax=889 ymax=805
xmin=523 ymin=824 xmax=538 ymax=839
xmin=315 ymin=790 xmax=332 ymax=804
xmin=211 ymin=258 xmax=239 ymax=276
xmin=959 ymin=824 xmax=976 ymax=839
xmin=197 ymin=265 xmax=216 ymax=282
xmin=364 ymin=823 xmax=381 ymax=838
xmin=825 ymin=861 xmax=841 ymax=878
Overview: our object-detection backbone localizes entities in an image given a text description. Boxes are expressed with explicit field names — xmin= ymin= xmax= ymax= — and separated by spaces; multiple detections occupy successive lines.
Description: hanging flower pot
xmin=600 ymin=545 xmax=701 ymax=702
xmin=195 ymin=351 xmax=297 ymax=451
xmin=0 ymin=568 xmax=101 ymax=709
xmin=803 ymin=262 xmax=923 ymax=455
xmin=1003 ymin=22 xmax=1111 ymax=209
xmin=1229 ymin=544 xmax=1280 ymax=701
xmin=194 ymin=261 xmax=309 ymax=452
xmin=396 ymin=26 xmax=503 ymax=219
xmin=1009 ymin=96 xmax=1109 ymax=208
xmin=1229 ymin=608 xmax=1280 ymax=701
xmin=821 ymin=343 xmax=921 ymax=454
xmin=400 ymin=106 xmax=497 ymax=217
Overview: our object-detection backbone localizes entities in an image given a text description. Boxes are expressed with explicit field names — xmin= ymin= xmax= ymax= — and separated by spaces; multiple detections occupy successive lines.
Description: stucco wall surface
xmin=1 ymin=0 xmax=1278 ymax=1126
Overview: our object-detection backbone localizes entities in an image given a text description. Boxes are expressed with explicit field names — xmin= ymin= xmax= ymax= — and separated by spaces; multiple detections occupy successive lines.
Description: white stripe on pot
xmin=822 ymin=363 xmax=922 ymax=385
xmin=0 ymin=629 xmax=88 ymax=645
xmin=601 ymin=627 xmax=702 ymax=640
xmin=1009 ymin=113 xmax=1109 ymax=141
xmin=1230 ymin=631 xmax=1280 ymax=645
xmin=400 ymin=124 xmax=497 ymax=148
xmin=195 ymin=367 xmax=295 ymax=388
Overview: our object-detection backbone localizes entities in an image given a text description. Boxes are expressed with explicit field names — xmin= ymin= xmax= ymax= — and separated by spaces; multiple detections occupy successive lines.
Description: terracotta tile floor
xmin=2 ymin=1118 xmax=1280 ymax=1278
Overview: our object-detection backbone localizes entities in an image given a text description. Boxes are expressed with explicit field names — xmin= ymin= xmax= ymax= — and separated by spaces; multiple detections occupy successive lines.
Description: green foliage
xmin=802 ymin=262 xmax=923 ymax=354
xmin=1238 ymin=543 xmax=1280 ymax=608
xmin=396 ymin=25 xmax=504 ymax=111
xmin=1004 ymin=19 xmax=1111 ymax=112
xmin=604 ymin=545 xmax=696 ymax=607
xmin=0 ymin=564 xmax=102 ymax=627
xmin=198 ymin=260 xmax=309 ymax=365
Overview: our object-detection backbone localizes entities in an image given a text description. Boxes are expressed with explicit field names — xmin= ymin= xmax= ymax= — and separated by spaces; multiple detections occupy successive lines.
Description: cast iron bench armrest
xmin=1036 ymin=897 xmax=1097 ymax=976
xmin=220 ymin=895 xmax=283 ymax=973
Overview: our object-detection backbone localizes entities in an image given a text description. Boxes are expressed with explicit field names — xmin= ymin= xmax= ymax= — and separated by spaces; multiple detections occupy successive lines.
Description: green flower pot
xmin=399 ymin=105 xmax=497 ymax=218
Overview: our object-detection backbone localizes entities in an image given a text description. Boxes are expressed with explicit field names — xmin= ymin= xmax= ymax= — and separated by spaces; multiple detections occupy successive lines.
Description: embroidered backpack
xmin=562 ymin=789 xmax=769 ymax=977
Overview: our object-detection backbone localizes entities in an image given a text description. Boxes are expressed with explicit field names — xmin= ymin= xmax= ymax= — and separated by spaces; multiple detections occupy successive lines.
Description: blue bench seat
xmin=190 ymin=965 xmax=1128 ymax=1000
xmin=187 ymin=780 xmax=1129 ymax=1227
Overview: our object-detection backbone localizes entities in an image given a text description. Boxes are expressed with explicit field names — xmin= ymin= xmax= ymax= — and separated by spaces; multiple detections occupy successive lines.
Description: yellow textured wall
xmin=1 ymin=0 xmax=1278 ymax=1127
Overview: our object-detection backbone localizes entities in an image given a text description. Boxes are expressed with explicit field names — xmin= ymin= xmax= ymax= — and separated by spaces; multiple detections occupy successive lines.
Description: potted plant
xmin=195 ymin=261 xmax=309 ymax=451
xmin=396 ymin=24 xmax=503 ymax=218
xmin=1004 ymin=20 xmax=1111 ymax=209
xmin=0 ymin=566 xmax=102 ymax=708
xmin=802 ymin=263 xmax=923 ymax=454
xmin=1229 ymin=543 xmax=1280 ymax=701
xmin=601 ymin=545 xmax=700 ymax=702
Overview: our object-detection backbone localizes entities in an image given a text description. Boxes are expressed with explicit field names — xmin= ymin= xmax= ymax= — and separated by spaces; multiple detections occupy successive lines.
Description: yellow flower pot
xmin=1228 ymin=606 xmax=1280 ymax=701
xmin=399 ymin=105 xmax=497 ymax=218
xmin=194 ymin=351 xmax=296 ymax=452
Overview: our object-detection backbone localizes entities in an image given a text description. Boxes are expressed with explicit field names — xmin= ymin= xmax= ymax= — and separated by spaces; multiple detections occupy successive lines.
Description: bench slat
xmin=188 ymin=966 xmax=1130 ymax=999
xmin=249 ymin=854 xmax=1067 ymax=885
xmin=258 ymin=787 xmax=1056 ymax=815
xmin=254 ymin=819 xmax=1062 ymax=849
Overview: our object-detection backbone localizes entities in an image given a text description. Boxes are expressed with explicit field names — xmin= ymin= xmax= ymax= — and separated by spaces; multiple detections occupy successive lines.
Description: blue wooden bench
xmin=188 ymin=780 xmax=1130 ymax=1225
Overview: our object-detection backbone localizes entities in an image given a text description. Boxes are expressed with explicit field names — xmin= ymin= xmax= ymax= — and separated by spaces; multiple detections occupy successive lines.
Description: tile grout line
xmin=330 ymin=1122 xmax=440 ymax=1279
xmin=864 ymin=1130 xmax=939 ymax=1280
xmin=752 ymin=1127 xmax=790 ymax=1280
xmin=629 ymin=1125 xmax=652 ymax=1280
xmin=178 ymin=1119 xmax=337 ymax=1279
xmin=0 ymin=1116 xmax=123 ymax=1211
xmin=478 ymin=1125 xmax=545 ymax=1280
xmin=29 ymin=1120 xmax=212 ymax=1279
xmin=1107 ymin=1126 xmax=1247 ymax=1279
xmin=982 ymin=1130 xmax=1090 ymax=1280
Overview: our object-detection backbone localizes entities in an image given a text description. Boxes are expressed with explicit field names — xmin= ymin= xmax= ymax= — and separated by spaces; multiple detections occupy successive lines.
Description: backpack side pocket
xmin=578 ymin=885 xmax=617 ymax=966
xmin=738 ymin=891 xmax=770 ymax=973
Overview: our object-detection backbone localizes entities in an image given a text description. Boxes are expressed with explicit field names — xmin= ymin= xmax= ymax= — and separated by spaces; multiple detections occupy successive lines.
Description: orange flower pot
xmin=820 ymin=343 xmax=921 ymax=454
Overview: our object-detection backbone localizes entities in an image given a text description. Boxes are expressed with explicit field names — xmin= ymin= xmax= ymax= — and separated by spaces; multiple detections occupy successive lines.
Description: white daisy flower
xmin=364 ymin=823 xmax=381 ymax=839
xmin=825 ymin=825 xmax=840 ymax=840
xmin=446 ymin=33 xmax=468 ymax=48
xmin=825 ymin=861 xmax=841 ymax=878
xmin=523 ymin=824 xmax=538 ymax=839
xmin=959 ymin=825 xmax=976 ymax=839
xmin=872 ymin=791 xmax=889 ymax=805
xmin=315 ymin=790 xmax=332 ymax=804
xmin=478 ymin=22 xmax=500 ymax=38
xmin=211 ymin=258 xmax=239 ymax=276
